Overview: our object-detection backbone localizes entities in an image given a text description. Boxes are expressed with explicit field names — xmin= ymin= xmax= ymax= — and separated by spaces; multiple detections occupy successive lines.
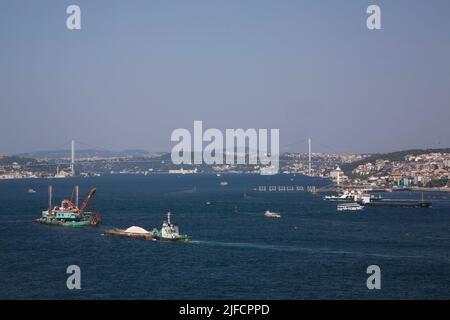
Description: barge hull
xmin=105 ymin=229 xmax=155 ymax=240
xmin=34 ymin=212 xmax=100 ymax=227
xmin=361 ymin=201 xmax=432 ymax=208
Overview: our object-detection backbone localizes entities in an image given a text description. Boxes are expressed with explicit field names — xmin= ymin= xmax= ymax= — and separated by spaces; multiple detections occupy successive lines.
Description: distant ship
xmin=354 ymin=193 xmax=431 ymax=208
xmin=337 ymin=203 xmax=364 ymax=212
xmin=323 ymin=193 xmax=353 ymax=201
xmin=27 ymin=188 xmax=36 ymax=194
xmin=220 ymin=181 xmax=228 ymax=186
xmin=264 ymin=210 xmax=281 ymax=218
xmin=168 ymin=168 xmax=197 ymax=174
xmin=325 ymin=191 xmax=383 ymax=202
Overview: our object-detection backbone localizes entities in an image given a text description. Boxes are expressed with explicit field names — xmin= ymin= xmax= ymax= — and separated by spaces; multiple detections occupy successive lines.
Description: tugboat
xmin=34 ymin=185 xmax=100 ymax=227
xmin=155 ymin=212 xmax=191 ymax=241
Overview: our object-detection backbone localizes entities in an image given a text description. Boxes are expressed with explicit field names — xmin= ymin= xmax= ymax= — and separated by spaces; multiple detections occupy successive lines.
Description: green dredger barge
xmin=34 ymin=185 xmax=100 ymax=227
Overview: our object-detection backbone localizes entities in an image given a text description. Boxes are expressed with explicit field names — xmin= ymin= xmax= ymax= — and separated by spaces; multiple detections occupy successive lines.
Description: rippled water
xmin=0 ymin=174 xmax=449 ymax=299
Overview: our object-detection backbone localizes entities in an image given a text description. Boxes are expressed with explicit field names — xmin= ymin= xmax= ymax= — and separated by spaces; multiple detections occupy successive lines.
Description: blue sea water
xmin=0 ymin=174 xmax=449 ymax=299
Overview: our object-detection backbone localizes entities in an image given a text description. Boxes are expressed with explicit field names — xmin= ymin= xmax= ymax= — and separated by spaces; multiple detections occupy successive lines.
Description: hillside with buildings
xmin=339 ymin=149 xmax=450 ymax=188
xmin=2 ymin=148 xmax=450 ymax=190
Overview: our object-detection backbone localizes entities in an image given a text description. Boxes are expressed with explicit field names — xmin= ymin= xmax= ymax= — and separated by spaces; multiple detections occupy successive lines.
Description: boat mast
xmin=48 ymin=185 xmax=53 ymax=214
xmin=71 ymin=140 xmax=75 ymax=177
xmin=167 ymin=211 xmax=171 ymax=225
xmin=75 ymin=185 xmax=79 ymax=208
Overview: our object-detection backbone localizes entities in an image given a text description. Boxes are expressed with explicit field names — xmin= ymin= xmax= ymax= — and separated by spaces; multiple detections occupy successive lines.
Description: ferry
xmin=264 ymin=210 xmax=281 ymax=218
xmin=324 ymin=193 xmax=353 ymax=201
xmin=337 ymin=203 xmax=364 ymax=212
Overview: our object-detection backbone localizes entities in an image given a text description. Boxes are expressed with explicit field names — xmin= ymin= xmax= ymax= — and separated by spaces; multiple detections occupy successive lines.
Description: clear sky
xmin=1 ymin=0 xmax=449 ymax=155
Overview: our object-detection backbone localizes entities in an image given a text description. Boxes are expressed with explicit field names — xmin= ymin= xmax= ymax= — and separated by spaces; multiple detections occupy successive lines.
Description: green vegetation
xmin=0 ymin=156 xmax=38 ymax=166
xmin=341 ymin=148 xmax=450 ymax=176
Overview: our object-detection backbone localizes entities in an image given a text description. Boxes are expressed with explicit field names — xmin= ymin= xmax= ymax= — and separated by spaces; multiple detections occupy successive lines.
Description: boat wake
xmin=243 ymin=193 xmax=266 ymax=202
xmin=190 ymin=240 xmax=300 ymax=252
xmin=189 ymin=240 xmax=437 ymax=261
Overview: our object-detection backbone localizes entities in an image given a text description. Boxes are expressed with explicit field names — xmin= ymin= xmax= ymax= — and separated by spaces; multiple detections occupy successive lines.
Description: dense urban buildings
xmin=2 ymin=149 xmax=449 ymax=190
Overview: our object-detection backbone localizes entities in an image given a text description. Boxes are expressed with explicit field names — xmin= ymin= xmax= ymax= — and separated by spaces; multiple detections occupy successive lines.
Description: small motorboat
xmin=264 ymin=210 xmax=281 ymax=218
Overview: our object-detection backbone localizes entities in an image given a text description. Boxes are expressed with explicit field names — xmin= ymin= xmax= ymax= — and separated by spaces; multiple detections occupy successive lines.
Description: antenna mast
xmin=308 ymin=137 xmax=312 ymax=176
xmin=71 ymin=140 xmax=75 ymax=176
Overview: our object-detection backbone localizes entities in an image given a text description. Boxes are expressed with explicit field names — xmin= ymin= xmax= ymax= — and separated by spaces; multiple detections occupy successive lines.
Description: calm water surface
xmin=0 ymin=174 xmax=449 ymax=299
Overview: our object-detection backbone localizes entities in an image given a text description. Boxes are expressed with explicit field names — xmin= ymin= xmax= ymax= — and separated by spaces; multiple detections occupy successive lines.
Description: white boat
xmin=264 ymin=210 xmax=281 ymax=218
xmin=323 ymin=192 xmax=353 ymax=201
xmin=337 ymin=203 xmax=364 ymax=212
xmin=27 ymin=188 xmax=37 ymax=193
xmin=219 ymin=181 xmax=228 ymax=186
xmin=158 ymin=212 xmax=191 ymax=241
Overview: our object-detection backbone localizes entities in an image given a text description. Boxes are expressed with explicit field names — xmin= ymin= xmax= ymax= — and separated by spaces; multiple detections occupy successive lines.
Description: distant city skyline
xmin=1 ymin=0 xmax=450 ymax=155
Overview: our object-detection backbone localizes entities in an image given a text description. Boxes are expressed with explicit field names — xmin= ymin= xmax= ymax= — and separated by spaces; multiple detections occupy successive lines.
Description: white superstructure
xmin=337 ymin=203 xmax=364 ymax=212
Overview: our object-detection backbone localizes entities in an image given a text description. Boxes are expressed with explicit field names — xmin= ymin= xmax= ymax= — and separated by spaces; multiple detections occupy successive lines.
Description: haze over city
xmin=1 ymin=0 xmax=450 ymax=155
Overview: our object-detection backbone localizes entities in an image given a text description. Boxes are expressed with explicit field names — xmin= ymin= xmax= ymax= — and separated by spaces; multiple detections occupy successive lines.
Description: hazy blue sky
xmin=1 ymin=0 xmax=449 ymax=154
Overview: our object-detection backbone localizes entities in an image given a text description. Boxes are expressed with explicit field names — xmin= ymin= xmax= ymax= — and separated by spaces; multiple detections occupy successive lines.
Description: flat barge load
xmin=105 ymin=227 xmax=156 ymax=240
xmin=34 ymin=185 xmax=100 ymax=227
